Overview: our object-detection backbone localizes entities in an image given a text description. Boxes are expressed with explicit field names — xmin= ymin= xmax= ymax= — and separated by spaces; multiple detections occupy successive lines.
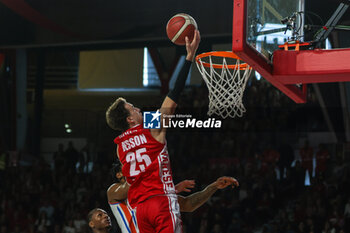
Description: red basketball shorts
xmin=136 ymin=194 xmax=182 ymax=233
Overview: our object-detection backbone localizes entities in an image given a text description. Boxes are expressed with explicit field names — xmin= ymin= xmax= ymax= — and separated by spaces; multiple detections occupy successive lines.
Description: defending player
xmin=106 ymin=30 xmax=200 ymax=233
xmin=88 ymin=208 xmax=112 ymax=233
xmin=107 ymin=162 xmax=195 ymax=233
xmin=107 ymin=162 xmax=239 ymax=233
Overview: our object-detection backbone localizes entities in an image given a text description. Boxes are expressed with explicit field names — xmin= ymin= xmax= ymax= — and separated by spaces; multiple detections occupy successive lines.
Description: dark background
xmin=0 ymin=1 xmax=350 ymax=233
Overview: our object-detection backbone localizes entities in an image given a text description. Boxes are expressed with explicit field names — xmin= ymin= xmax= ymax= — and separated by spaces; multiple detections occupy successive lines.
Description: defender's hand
xmin=215 ymin=177 xmax=239 ymax=189
xmin=175 ymin=180 xmax=196 ymax=193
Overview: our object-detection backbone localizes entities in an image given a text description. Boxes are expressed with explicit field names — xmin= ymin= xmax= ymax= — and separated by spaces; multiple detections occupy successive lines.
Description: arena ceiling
xmin=0 ymin=0 xmax=349 ymax=49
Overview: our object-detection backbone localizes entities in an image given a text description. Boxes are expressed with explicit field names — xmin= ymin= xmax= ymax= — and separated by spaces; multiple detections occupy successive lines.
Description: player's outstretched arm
xmin=178 ymin=176 xmax=239 ymax=212
xmin=107 ymin=182 xmax=130 ymax=203
xmin=161 ymin=30 xmax=200 ymax=115
xmin=151 ymin=30 xmax=200 ymax=143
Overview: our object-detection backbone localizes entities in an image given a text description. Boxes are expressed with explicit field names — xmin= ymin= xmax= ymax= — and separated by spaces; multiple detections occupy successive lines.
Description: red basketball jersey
xmin=114 ymin=124 xmax=176 ymax=209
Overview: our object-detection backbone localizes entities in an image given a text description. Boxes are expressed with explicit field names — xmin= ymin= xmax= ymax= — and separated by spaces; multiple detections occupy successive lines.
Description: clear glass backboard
xmin=232 ymin=0 xmax=350 ymax=104
xmin=247 ymin=0 xmax=304 ymax=61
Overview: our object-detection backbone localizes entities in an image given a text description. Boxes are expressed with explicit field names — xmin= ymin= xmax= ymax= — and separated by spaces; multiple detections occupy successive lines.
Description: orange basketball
xmin=166 ymin=13 xmax=197 ymax=46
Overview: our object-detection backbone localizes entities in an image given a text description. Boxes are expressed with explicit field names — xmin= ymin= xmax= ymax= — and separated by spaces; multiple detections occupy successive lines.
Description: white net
xmin=196 ymin=52 xmax=252 ymax=118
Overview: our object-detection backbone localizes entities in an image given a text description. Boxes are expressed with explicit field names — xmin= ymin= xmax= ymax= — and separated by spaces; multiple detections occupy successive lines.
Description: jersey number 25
xmin=126 ymin=148 xmax=152 ymax=176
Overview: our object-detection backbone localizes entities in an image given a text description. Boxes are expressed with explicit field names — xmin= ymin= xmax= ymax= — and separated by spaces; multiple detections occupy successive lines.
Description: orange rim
xmin=195 ymin=51 xmax=252 ymax=70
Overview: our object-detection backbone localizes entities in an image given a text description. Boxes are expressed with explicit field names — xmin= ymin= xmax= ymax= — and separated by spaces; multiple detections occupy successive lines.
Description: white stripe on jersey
xmin=157 ymin=144 xmax=182 ymax=232
xmin=158 ymin=145 xmax=176 ymax=194
xmin=167 ymin=195 xmax=176 ymax=232
xmin=158 ymin=153 xmax=167 ymax=194
xmin=166 ymin=195 xmax=183 ymax=233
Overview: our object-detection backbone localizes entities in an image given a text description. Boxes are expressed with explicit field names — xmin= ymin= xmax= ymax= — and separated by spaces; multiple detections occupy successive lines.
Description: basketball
xmin=166 ymin=13 xmax=197 ymax=46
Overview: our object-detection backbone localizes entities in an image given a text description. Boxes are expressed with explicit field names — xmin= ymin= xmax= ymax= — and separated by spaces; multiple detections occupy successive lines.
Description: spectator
xmin=34 ymin=211 xmax=51 ymax=233
xmin=38 ymin=199 xmax=55 ymax=222
xmin=53 ymin=224 xmax=62 ymax=233
xmin=52 ymin=201 xmax=65 ymax=227
xmin=296 ymin=221 xmax=306 ymax=233
xmin=0 ymin=225 xmax=7 ymax=233
xmin=294 ymin=202 xmax=306 ymax=224
xmin=277 ymin=143 xmax=295 ymax=179
xmin=290 ymin=160 xmax=305 ymax=192
xmin=322 ymin=221 xmax=331 ymax=233
xmin=73 ymin=212 xmax=87 ymax=232
xmin=299 ymin=140 xmax=314 ymax=179
xmin=24 ymin=212 xmax=35 ymax=233
xmin=227 ymin=216 xmax=241 ymax=232
xmin=12 ymin=225 xmax=22 ymax=233
xmin=76 ymin=181 xmax=87 ymax=203
xmin=328 ymin=209 xmax=345 ymax=230
xmin=212 ymin=223 xmax=224 ymax=233
xmin=0 ymin=148 xmax=6 ymax=188
xmin=259 ymin=144 xmax=280 ymax=178
xmin=315 ymin=143 xmax=330 ymax=177
xmin=53 ymin=143 xmax=65 ymax=172
xmin=345 ymin=197 xmax=350 ymax=215
xmin=62 ymin=219 xmax=76 ymax=233
xmin=65 ymin=141 xmax=79 ymax=172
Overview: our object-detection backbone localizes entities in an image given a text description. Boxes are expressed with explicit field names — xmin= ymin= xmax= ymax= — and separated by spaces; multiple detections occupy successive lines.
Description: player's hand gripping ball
xmin=166 ymin=13 xmax=198 ymax=46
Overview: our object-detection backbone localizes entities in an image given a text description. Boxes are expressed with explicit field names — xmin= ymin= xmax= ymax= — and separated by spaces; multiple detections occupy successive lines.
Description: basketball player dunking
xmin=106 ymin=30 xmax=200 ymax=233
xmin=107 ymin=161 xmax=239 ymax=233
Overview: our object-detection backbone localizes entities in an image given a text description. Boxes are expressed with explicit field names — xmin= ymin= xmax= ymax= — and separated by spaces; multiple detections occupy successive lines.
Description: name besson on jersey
xmin=115 ymin=125 xmax=175 ymax=208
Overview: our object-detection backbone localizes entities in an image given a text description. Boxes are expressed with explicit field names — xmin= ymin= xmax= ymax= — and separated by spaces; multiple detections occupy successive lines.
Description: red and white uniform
xmin=114 ymin=124 xmax=182 ymax=233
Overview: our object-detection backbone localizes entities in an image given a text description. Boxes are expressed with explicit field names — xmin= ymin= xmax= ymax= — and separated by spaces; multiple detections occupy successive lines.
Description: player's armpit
xmin=107 ymin=183 xmax=130 ymax=202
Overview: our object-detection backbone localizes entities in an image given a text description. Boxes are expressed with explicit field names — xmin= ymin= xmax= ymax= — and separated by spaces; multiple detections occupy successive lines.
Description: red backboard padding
xmin=232 ymin=0 xmax=350 ymax=103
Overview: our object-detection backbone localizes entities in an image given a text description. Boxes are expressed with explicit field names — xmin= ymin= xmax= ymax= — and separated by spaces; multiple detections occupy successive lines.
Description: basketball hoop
xmin=195 ymin=51 xmax=253 ymax=118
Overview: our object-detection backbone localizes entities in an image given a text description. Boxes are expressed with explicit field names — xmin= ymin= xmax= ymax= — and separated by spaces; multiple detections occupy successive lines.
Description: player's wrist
xmin=186 ymin=54 xmax=195 ymax=61
xmin=209 ymin=182 xmax=219 ymax=190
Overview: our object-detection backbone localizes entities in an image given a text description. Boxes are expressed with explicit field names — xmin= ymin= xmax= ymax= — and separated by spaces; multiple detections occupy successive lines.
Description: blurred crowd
xmin=168 ymin=131 xmax=350 ymax=233
xmin=0 ymin=141 xmax=114 ymax=233
xmin=1 ymin=83 xmax=349 ymax=233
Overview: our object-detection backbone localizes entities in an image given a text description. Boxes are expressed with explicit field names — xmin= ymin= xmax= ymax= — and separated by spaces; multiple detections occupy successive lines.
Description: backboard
xmin=233 ymin=0 xmax=350 ymax=103
xmin=246 ymin=0 xmax=304 ymax=61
